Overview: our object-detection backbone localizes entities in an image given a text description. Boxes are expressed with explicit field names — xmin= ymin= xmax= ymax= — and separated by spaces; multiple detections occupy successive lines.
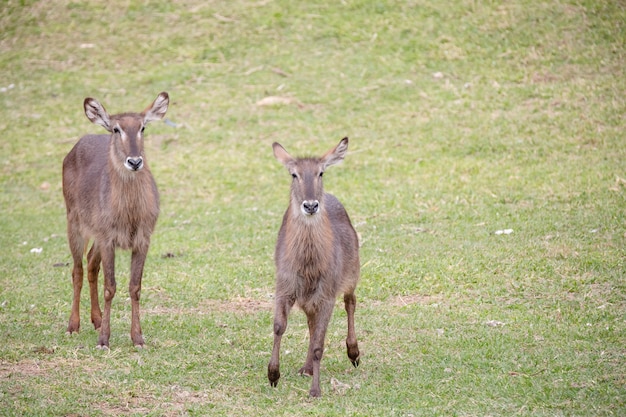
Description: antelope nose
xmin=302 ymin=200 xmax=319 ymax=215
xmin=125 ymin=157 xmax=143 ymax=171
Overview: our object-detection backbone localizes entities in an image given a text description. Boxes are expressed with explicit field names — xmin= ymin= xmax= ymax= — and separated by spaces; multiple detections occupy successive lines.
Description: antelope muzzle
xmin=125 ymin=156 xmax=144 ymax=171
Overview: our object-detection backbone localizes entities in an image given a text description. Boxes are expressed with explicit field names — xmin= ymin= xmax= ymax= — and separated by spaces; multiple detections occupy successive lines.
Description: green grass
xmin=1 ymin=0 xmax=625 ymax=415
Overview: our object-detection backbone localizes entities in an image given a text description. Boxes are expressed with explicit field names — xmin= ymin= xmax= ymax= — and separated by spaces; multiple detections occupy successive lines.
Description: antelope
xmin=62 ymin=92 xmax=169 ymax=348
xmin=267 ymin=137 xmax=360 ymax=397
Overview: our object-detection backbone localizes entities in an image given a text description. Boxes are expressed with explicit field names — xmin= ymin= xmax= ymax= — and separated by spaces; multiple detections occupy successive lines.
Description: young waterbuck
xmin=62 ymin=92 xmax=169 ymax=348
xmin=267 ymin=137 xmax=360 ymax=397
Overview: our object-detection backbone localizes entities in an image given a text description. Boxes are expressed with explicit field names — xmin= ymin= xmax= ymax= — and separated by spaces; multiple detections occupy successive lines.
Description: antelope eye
xmin=113 ymin=127 xmax=120 ymax=134
xmin=319 ymin=172 xmax=324 ymax=177
xmin=291 ymin=173 xmax=298 ymax=179
xmin=140 ymin=126 xmax=145 ymax=133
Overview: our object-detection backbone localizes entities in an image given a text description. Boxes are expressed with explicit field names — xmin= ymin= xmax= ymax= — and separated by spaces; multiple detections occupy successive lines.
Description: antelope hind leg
xmin=344 ymin=292 xmax=360 ymax=367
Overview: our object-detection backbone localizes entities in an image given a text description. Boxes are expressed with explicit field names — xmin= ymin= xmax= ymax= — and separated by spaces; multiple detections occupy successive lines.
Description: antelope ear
xmin=272 ymin=142 xmax=295 ymax=168
xmin=143 ymin=92 xmax=169 ymax=124
xmin=84 ymin=98 xmax=111 ymax=132
xmin=321 ymin=137 xmax=349 ymax=169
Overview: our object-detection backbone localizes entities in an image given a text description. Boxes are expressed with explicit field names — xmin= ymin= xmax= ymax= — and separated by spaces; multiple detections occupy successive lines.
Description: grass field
xmin=1 ymin=0 xmax=625 ymax=415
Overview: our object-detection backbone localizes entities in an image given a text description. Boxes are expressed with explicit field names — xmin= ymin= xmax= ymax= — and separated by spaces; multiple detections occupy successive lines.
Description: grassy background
xmin=1 ymin=0 xmax=625 ymax=415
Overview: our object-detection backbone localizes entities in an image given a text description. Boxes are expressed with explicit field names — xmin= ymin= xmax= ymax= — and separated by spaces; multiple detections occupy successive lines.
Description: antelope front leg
xmin=86 ymin=244 xmax=102 ymax=330
xmin=67 ymin=259 xmax=83 ymax=334
xmin=97 ymin=245 xmax=116 ymax=348
xmin=307 ymin=301 xmax=334 ymax=398
xmin=66 ymin=232 xmax=84 ymax=334
xmin=268 ymin=296 xmax=294 ymax=387
xmin=298 ymin=312 xmax=317 ymax=377
xmin=129 ymin=249 xmax=147 ymax=347
xmin=344 ymin=292 xmax=360 ymax=367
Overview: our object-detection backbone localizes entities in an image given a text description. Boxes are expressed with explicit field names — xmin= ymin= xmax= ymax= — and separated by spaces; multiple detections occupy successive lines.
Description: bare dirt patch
xmin=361 ymin=294 xmax=445 ymax=310
xmin=145 ymin=297 xmax=273 ymax=317
xmin=387 ymin=294 xmax=443 ymax=307
xmin=0 ymin=357 xmax=105 ymax=380
xmin=202 ymin=297 xmax=274 ymax=313
xmin=146 ymin=295 xmax=447 ymax=316
xmin=0 ymin=359 xmax=51 ymax=379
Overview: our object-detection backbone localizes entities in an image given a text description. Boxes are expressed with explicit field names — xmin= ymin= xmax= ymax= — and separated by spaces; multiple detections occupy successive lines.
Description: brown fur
xmin=268 ymin=137 xmax=360 ymax=397
xmin=62 ymin=92 xmax=169 ymax=348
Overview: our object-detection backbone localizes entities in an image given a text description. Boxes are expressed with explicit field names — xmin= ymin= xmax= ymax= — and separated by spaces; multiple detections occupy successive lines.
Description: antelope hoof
xmin=298 ymin=366 xmax=313 ymax=377
xmin=91 ymin=316 xmax=102 ymax=331
xmin=268 ymin=367 xmax=280 ymax=386
xmin=347 ymin=345 xmax=360 ymax=367
xmin=132 ymin=335 xmax=145 ymax=348
xmin=67 ymin=320 xmax=80 ymax=335
xmin=309 ymin=387 xmax=321 ymax=398
xmin=97 ymin=334 xmax=110 ymax=349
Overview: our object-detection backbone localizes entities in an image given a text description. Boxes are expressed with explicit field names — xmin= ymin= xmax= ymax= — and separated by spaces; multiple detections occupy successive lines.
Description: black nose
xmin=302 ymin=200 xmax=319 ymax=214
xmin=126 ymin=157 xmax=143 ymax=171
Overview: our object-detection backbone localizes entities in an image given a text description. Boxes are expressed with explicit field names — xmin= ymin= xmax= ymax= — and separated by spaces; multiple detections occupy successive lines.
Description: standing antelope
xmin=62 ymin=92 xmax=169 ymax=348
xmin=267 ymin=137 xmax=360 ymax=397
